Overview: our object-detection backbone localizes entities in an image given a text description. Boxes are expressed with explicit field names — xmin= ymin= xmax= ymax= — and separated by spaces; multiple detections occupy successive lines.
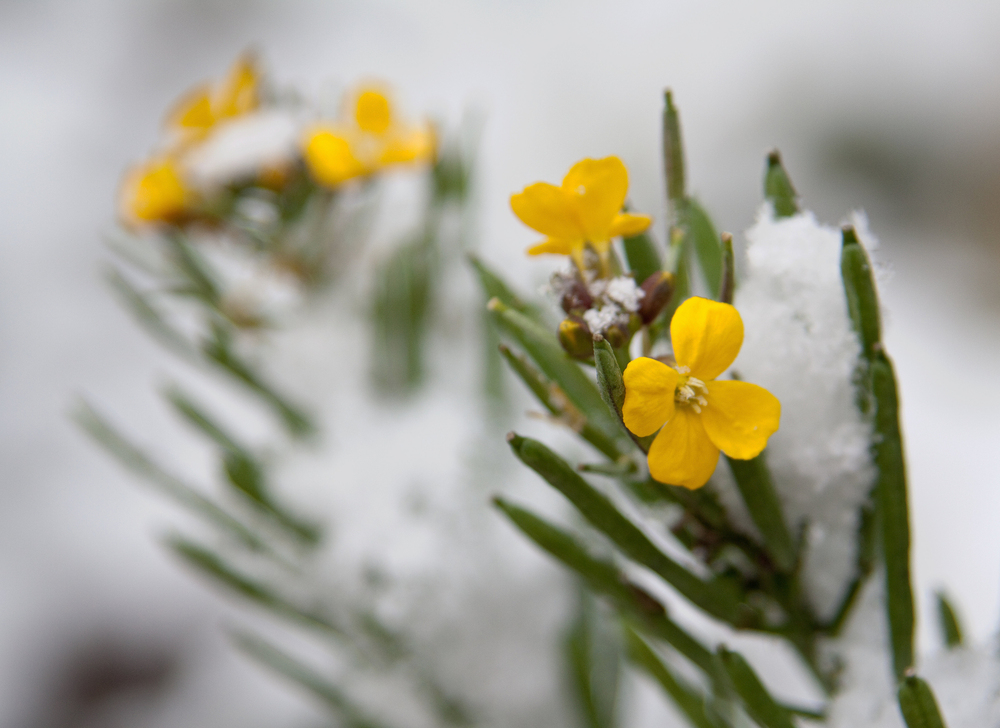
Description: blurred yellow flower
xmin=510 ymin=156 xmax=651 ymax=268
xmin=303 ymin=87 xmax=435 ymax=187
xmin=167 ymin=53 xmax=260 ymax=145
xmin=119 ymin=157 xmax=190 ymax=226
xmin=622 ymin=297 xmax=780 ymax=489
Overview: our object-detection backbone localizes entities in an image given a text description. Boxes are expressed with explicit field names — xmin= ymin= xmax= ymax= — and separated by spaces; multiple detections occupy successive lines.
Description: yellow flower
xmin=167 ymin=53 xmax=260 ymax=145
xmin=119 ymin=156 xmax=191 ymax=226
xmin=303 ymin=87 xmax=435 ymax=187
xmin=510 ymin=156 xmax=652 ymax=268
xmin=622 ymin=297 xmax=780 ymax=489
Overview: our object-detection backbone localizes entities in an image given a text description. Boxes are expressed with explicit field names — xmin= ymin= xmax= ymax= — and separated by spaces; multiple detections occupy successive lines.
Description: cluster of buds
xmin=551 ymin=256 xmax=674 ymax=359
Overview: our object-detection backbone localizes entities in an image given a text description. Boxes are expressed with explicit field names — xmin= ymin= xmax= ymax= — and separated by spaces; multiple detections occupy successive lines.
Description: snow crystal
xmin=712 ymin=205 xmax=878 ymax=619
xmin=583 ymin=304 xmax=625 ymax=335
xmin=604 ymin=276 xmax=645 ymax=312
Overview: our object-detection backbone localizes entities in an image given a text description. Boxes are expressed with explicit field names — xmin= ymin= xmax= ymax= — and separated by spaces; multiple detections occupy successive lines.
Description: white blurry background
xmin=2 ymin=1 xmax=1000 ymax=726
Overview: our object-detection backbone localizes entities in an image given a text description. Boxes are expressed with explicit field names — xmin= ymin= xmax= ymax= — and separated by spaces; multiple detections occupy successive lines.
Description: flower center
xmin=673 ymin=366 xmax=708 ymax=413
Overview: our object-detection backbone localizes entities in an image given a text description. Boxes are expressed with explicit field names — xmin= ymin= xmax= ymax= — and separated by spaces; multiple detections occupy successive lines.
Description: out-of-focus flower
xmin=167 ymin=53 xmax=260 ymax=147
xmin=510 ymin=156 xmax=651 ymax=269
xmin=622 ymin=297 xmax=780 ymax=489
xmin=303 ymin=87 xmax=435 ymax=187
xmin=119 ymin=156 xmax=191 ymax=226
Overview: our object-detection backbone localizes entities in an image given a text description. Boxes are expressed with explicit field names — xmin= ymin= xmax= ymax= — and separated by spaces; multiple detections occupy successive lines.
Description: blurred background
xmin=2 ymin=1 xmax=1000 ymax=726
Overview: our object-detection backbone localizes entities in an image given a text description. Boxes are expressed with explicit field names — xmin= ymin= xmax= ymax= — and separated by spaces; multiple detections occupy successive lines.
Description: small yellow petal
xmin=647 ymin=407 xmax=720 ymax=489
xmin=701 ymin=380 xmax=780 ymax=460
xmin=671 ymin=297 xmax=744 ymax=382
xmin=121 ymin=158 xmax=189 ymax=224
xmin=215 ymin=53 xmax=259 ymax=119
xmin=169 ymin=86 xmax=215 ymax=132
xmin=379 ymin=126 xmax=435 ymax=166
xmin=562 ymin=157 xmax=628 ymax=242
xmin=303 ymin=130 xmax=367 ymax=186
xmin=511 ymin=182 xmax=581 ymax=239
xmin=355 ymin=89 xmax=392 ymax=134
xmin=608 ymin=212 xmax=652 ymax=238
xmin=527 ymin=238 xmax=579 ymax=257
xmin=622 ymin=357 xmax=679 ymax=437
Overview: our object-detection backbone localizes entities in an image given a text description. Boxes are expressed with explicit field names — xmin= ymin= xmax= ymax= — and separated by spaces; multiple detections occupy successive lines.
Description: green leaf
xmin=626 ymin=629 xmax=713 ymax=728
xmin=499 ymin=344 xmax=622 ymax=461
xmin=716 ymin=646 xmax=795 ymax=728
xmin=488 ymin=300 xmax=619 ymax=440
xmin=232 ymin=630 xmax=389 ymax=728
xmin=660 ymin=227 xmax=691 ymax=330
xmin=164 ymin=384 xmax=244 ymax=453
xmin=663 ymin=90 xmax=686 ymax=204
xmin=493 ymin=497 xmax=715 ymax=674
xmin=764 ymin=151 xmax=799 ymax=218
xmin=622 ymin=231 xmax=662 ymax=285
xmin=73 ymin=400 xmax=266 ymax=551
xmin=683 ymin=199 xmax=722 ymax=298
xmin=935 ymin=591 xmax=964 ymax=648
xmin=507 ymin=434 xmax=743 ymax=624
xmin=593 ymin=336 xmax=653 ymax=454
xmin=840 ymin=227 xmax=882 ymax=359
xmin=872 ymin=351 xmax=915 ymax=680
xmin=719 ymin=233 xmax=735 ymax=304
xmin=898 ymin=675 xmax=949 ymax=728
xmin=469 ymin=254 xmax=544 ymax=322
xmin=724 ymin=454 xmax=796 ymax=573
xmin=167 ymin=535 xmax=341 ymax=635
xmin=166 ymin=231 xmax=221 ymax=305
xmin=566 ymin=589 xmax=623 ymax=728
xmin=106 ymin=267 xmax=196 ymax=360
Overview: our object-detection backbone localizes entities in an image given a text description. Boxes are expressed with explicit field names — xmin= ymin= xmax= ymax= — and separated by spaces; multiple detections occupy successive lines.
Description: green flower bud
xmin=558 ymin=316 xmax=593 ymax=359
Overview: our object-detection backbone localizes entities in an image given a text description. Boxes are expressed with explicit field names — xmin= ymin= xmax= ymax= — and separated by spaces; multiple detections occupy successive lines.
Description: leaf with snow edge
xmin=566 ymin=588 xmax=624 ymax=728
xmin=719 ymin=233 xmax=735 ymax=304
xmin=724 ymin=453 xmax=796 ymax=573
xmin=840 ymin=226 xmax=881 ymax=359
xmin=715 ymin=646 xmax=796 ymax=728
xmin=498 ymin=343 xmax=622 ymax=460
xmin=507 ymin=433 xmax=745 ymax=624
xmin=626 ymin=629 xmax=714 ymax=728
xmin=935 ymin=591 xmax=964 ymax=648
xmin=469 ymin=254 xmax=545 ymax=323
xmin=106 ymin=266 xmax=197 ymax=360
xmin=682 ymin=199 xmax=723 ymax=299
xmin=593 ymin=335 xmax=654 ymax=454
xmin=764 ymin=151 xmax=799 ymax=219
xmin=898 ymin=675 xmax=949 ymax=728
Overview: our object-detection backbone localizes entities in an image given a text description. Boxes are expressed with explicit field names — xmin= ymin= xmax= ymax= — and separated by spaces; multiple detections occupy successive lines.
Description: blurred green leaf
xmin=626 ymin=629 xmax=713 ymax=728
xmin=935 ymin=591 xmax=964 ymax=648
xmin=566 ymin=589 xmax=623 ymax=728
xmin=507 ymin=434 xmax=743 ymax=624
xmin=898 ymin=675 xmax=949 ymax=728
xmin=724 ymin=454 xmax=796 ymax=573
xmin=682 ymin=200 xmax=722 ymax=299
xmin=469 ymin=255 xmax=545 ymax=322
xmin=716 ymin=646 xmax=795 ymax=728
xmin=593 ymin=336 xmax=653 ymax=454
xmin=840 ymin=227 xmax=882 ymax=360
xmin=622 ymin=231 xmax=661 ymax=285
xmin=106 ymin=267 xmax=196 ymax=360
xmin=719 ymin=233 xmax=735 ymax=304
xmin=764 ymin=151 xmax=799 ymax=219
xmin=663 ymin=90 xmax=686 ymax=204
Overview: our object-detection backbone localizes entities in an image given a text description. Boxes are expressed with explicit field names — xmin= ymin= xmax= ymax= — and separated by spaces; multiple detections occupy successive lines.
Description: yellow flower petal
xmin=304 ymin=130 xmax=367 ymax=186
xmin=121 ymin=158 xmax=189 ymax=224
xmin=355 ymin=89 xmax=392 ymax=134
xmin=701 ymin=380 xmax=781 ymax=460
xmin=511 ymin=182 xmax=581 ymax=240
xmin=379 ymin=126 xmax=435 ymax=165
xmin=169 ymin=86 xmax=215 ymax=132
xmin=647 ymin=407 xmax=720 ymax=489
xmin=608 ymin=212 xmax=653 ymax=238
xmin=527 ymin=238 xmax=578 ymax=257
xmin=671 ymin=297 xmax=744 ymax=382
xmin=215 ymin=53 xmax=259 ymax=119
xmin=622 ymin=357 xmax=679 ymax=437
xmin=562 ymin=157 xmax=628 ymax=242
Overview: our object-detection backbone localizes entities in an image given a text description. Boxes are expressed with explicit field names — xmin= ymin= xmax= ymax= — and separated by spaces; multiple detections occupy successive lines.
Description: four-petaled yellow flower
xmin=510 ymin=156 xmax=652 ymax=268
xmin=303 ymin=87 xmax=435 ymax=187
xmin=168 ymin=53 xmax=260 ymax=146
xmin=623 ymin=297 xmax=780 ymax=489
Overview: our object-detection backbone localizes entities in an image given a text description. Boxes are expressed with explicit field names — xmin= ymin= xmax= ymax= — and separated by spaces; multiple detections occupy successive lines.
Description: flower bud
xmin=558 ymin=316 xmax=593 ymax=359
xmin=638 ymin=270 xmax=675 ymax=324
xmin=603 ymin=322 xmax=629 ymax=349
xmin=560 ymin=277 xmax=594 ymax=314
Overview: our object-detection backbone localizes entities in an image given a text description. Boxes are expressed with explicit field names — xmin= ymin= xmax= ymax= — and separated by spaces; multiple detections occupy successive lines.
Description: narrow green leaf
xmin=724 ymin=454 xmax=796 ymax=573
xmin=663 ymin=90 xmax=686 ymax=204
xmin=898 ymin=675 xmax=949 ymax=728
xmin=106 ymin=267 xmax=196 ymax=360
xmin=593 ymin=336 xmax=652 ymax=454
xmin=716 ymin=646 xmax=795 ymax=728
xmin=493 ymin=497 xmax=715 ymax=674
xmin=622 ymin=231 xmax=661 ymax=285
xmin=166 ymin=232 xmax=221 ymax=304
xmin=469 ymin=255 xmax=544 ymax=322
xmin=73 ymin=400 xmax=265 ymax=551
xmin=659 ymin=227 xmax=691 ymax=330
xmin=683 ymin=199 xmax=722 ymax=298
xmin=626 ymin=629 xmax=713 ymax=728
xmin=233 ymin=630 xmax=389 ymax=728
xmin=566 ymin=589 xmax=623 ymax=728
xmin=168 ymin=536 xmax=341 ymax=635
xmin=872 ymin=351 xmax=915 ymax=679
xmin=935 ymin=591 xmax=964 ymax=648
xmin=840 ymin=227 xmax=882 ymax=359
xmin=764 ymin=151 xmax=799 ymax=218
xmin=489 ymin=300 xmax=619 ymax=439
xmin=719 ymin=233 xmax=735 ymax=304
xmin=164 ymin=385 xmax=244 ymax=453
xmin=499 ymin=344 xmax=622 ymax=460
xmin=507 ymin=434 xmax=742 ymax=623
